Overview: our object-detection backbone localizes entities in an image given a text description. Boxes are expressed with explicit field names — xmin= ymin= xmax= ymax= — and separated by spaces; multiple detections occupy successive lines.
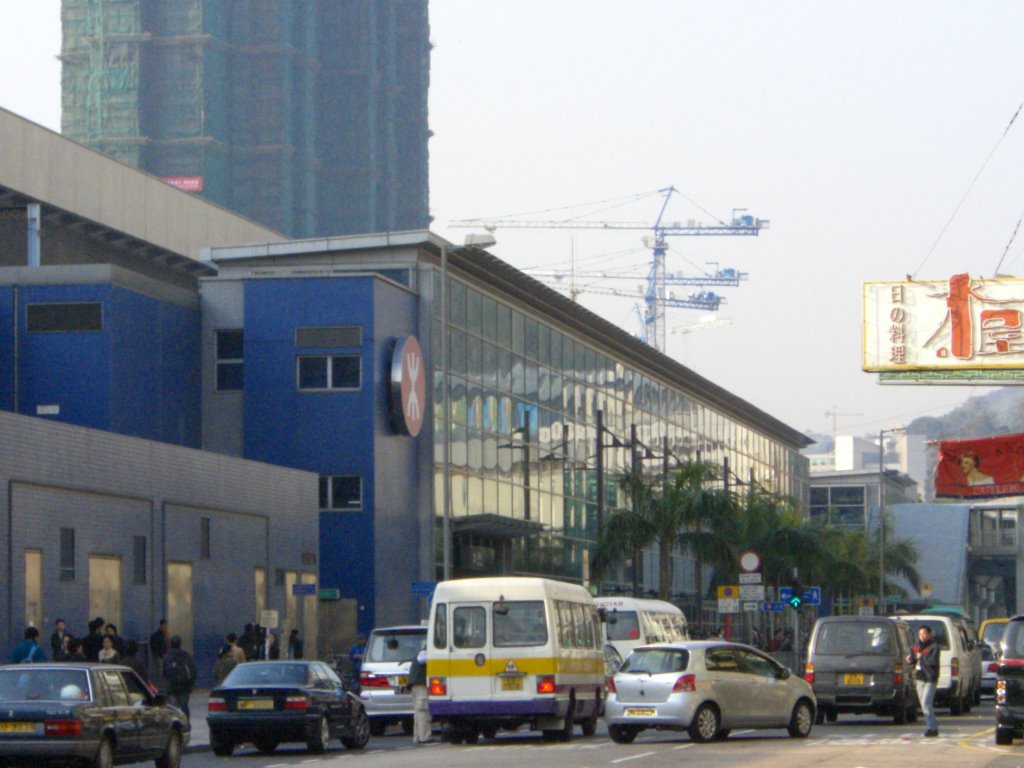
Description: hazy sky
xmin=3 ymin=1 xmax=1024 ymax=439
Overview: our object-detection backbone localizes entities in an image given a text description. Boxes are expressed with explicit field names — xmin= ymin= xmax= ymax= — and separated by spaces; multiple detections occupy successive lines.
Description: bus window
xmin=453 ymin=606 xmax=486 ymax=649
xmin=557 ymin=601 xmax=576 ymax=649
xmin=607 ymin=611 xmax=640 ymax=642
xmin=493 ymin=601 xmax=547 ymax=647
xmin=433 ymin=603 xmax=447 ymax=649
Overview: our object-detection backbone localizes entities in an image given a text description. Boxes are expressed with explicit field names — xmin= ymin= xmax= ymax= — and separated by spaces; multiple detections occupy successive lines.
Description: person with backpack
xmin=9 ymin=626 xmax=45 ymax=663
xmin=162 ymin=635 xmax=197 ymax=722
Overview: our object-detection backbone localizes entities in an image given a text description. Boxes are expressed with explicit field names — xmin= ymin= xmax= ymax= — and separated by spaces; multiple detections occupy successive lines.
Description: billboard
xmin=935 ymin=433 xmax=1024 ymax=499
xmin=864 ymin=273 xmax=1024 ymax=371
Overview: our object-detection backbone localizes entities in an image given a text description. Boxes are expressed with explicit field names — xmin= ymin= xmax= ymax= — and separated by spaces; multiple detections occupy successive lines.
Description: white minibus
xmin=594 ymin=596 xmax=689 ymax=660
xmin=427 ymin=577 xmax=605 ymax=743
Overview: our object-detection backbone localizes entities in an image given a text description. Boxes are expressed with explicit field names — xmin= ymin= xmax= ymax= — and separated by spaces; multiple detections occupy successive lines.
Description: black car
xmin=996 ymin=615 xmax=1024 ymax=744
xmin=207 ymin=660 xmax=370 ymax=756
xmin=0 ymin=663 xmax=188 ymax=768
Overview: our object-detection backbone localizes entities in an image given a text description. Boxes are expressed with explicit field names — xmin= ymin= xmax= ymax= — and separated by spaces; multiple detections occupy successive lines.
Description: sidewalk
xmin=183 ymin=689 xmax=210 ymax=753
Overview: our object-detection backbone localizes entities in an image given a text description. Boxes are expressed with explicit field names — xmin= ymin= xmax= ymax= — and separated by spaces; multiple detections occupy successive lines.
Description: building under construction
xmin=60 ymin=0 xmax=430 ymax=238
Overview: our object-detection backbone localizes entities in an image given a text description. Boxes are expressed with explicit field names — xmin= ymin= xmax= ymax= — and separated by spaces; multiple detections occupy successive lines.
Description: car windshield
xmin=0 ymin=669 xmax=90 ymax=701
xmin=606 ymin=611 xmax=640 ymax=641
xmin=904 ymin=620 xmax=950 ymax=650
xmin=620 ymin=648 xmax=689 ymax=675
xmin=365 ymin=630 xmax=425 ymax=663
xmin=493 ymin=601 xmax=547 ymax=647
xmin=814 ymin=622 xmax=893 ymax=655
xmin=1002 ymin=621 xmax=1024 ymax=659
xmin=984 ymin=622 xmax=1007 ymax=646
xmin=224 ymin=663 xmax=310 ymax=686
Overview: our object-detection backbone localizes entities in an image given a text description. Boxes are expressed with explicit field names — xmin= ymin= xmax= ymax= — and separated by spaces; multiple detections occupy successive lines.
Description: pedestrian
xmin=149 ymin=619 xmax=169 ymax=684
xmin=212 ymin=645 xmax=239 ymax=686
xmin=349 ymin=634 xmax=367 ymax=675
xmin=162 ymin=636 xmax=197 ymax=722
xmin=50 ymin=618 xmax=69 ymax=659
xmin=266 ymin=630 xmax=280 ymax=660
xmin=82 ymin=617 xmax=105 ymax=662
xmin=908 ymin=624 xmax=940 ymax=737
xmin=64 ymin=637 xmax=87 ymax=662
xmin=225 ymin=633 xmax=246 ymax=664
xmin=104 ymin=623 xmax=126 ymax=656
xmin=287 ymin=629 xmax=304 ymax=660
xmin=8 ymin=626 xmax=46 ymax=663
xmin=98 ymin=634 xmax=121 ymax=663
xmin=409 ymin=646 xmax=434 ymax=743
xmin=239 ymin=623 xmax=259 ymax=660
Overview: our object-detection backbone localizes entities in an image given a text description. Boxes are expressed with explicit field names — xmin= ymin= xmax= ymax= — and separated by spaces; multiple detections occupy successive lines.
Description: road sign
xmin=739 ymin=584 xmax=765 ymax=601
xmin=716 ymin=585 xmax=740 ymax=599
xmin=742 ymin=601 xmax=759 ymax=612
xmin=717 ymin=597 xmax=740 ymax=614
xmin=739 ymin=573 xmax=762 ymax=585
xmin=319 ymin=588 xmax=340 ymax=600
xmin=779 ymin=586 xmax=821 ymax=606
xmin=760 ymin=601 xmax=786 ymax=613
xmin=739 ymin=550 xmax=762 ymax=573
xmin=291 ymin=583 xmax=317 ymax=596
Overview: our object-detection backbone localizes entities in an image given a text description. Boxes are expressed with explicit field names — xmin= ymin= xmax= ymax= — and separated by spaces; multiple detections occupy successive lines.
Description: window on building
xmin=319 ymin=475 xmax=363 ymax=511
xmin=26 ymin=302 xmax=102 ymax=332
xmin=133 ymin=536 xmax=146 ymax=585
xmin=200 ymin=517 xmax=211 ymax=559
xmin=60 ymin=528 xmax=75 ymax=582
xmin=298 ymin=355 xmax=361 ymax=390
xmin=216 ymin=330 xmax=244 ymax=391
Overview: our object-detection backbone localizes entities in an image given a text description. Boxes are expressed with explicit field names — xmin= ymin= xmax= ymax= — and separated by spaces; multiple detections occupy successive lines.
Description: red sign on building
xmin=161 ymin=176 xmax=204 ymax=193
xmin=935 ymin=433 xmax=1024 ymax=499
xmin=389 ymin=336 xmax=425 ymax=437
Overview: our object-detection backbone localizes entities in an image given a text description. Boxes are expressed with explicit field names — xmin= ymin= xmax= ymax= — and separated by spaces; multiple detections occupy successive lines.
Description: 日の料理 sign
xmin=389 ymin=336 xmax=425 ymax=437
xmin=863 ymin=274 xmax=1024 ymax=373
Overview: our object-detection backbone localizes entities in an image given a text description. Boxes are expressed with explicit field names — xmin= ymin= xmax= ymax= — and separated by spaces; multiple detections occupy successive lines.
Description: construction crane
xmin=527 ymin=266 xmax=748 ymax=302
xmin=824 ymin=408 xmax=864 ymax=443
xmin=671 ymin=316 xmax=734 ymax=335
xmin=547 ymin=281 xmax=726 ymax=311
xmin=451 ymin=186 xmax=768 ymax=353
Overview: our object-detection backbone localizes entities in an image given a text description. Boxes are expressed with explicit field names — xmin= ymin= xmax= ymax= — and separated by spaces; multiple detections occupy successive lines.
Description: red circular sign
xmin=391 ymin=336 xmax=425 ymax=437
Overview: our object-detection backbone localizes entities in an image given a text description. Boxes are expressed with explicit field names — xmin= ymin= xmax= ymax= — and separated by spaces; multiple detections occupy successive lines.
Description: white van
xmin=427 ymin=577 xmax=606 ymax=743
xmin=595 ymin=596 xmax=689 ymax=660
xmin=902 ymin=613 xmax=983 ymax=714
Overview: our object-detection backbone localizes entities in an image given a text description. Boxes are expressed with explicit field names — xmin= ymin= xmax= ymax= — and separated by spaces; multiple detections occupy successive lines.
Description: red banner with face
xmin=935 ymin=433 xmax=1024 ymax=498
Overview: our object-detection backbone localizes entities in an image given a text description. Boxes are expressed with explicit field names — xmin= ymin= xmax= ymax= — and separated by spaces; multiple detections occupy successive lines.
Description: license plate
xmin=0 ymin=722 xmax=37 ymax=734
xmin=624 ymin=707 xmax=656 ymax=717
xmin=238 ymin=699 xmax=275 ymax=710
xmin=389 ymin=675 xmax=409 ymax=687
xmin=500 ymin=677 xmax=523 ymax=691
xmin=843 ymin=673 xmax=864 ymax=685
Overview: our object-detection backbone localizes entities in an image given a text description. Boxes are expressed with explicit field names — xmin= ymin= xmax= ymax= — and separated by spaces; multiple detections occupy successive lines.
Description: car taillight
xmin=951 ymin=657 xmax=959 ymax=677
xmin=208 ymin=697 xmax=227 ymax=712
xmin=360 ymin=672 xmax=392 ymax=689
xmin=284 ymin=696 xmax=308 ymax=710
xmin=804 ymin=663 xmax=814 ymax=684
xmin=998 ymin=679 xmax=1007 ymax=704
xmin=428 ymin=677 xmax=447 ymax=696
xmin=893 ymin=663 xmax=903 ymax=685
xmin=606 ymin=677 xmax=617 ymax=694
xmin=672 ymin=674 xmax=696 ymax=692
xmin=537 ymin=675 xmax=556 ymax=694
xmin=44 ymin=720 xmax=82 ymax=736
xmin=989 ymin=663 xmax=999 ymax=674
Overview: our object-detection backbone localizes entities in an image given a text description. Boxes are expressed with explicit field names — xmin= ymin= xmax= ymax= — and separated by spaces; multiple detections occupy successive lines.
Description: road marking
xmin=671 ymin=744 xmax=693 ymax=750
xmin=610 ymin=751 xmax=657 ymax=763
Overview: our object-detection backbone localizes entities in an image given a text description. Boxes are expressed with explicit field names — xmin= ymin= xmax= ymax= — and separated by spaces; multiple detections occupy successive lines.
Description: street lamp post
xmin=441 ymin=234 xmax=496 ymax=582
xmin=877 ymin=426 xmax=904 ymax=614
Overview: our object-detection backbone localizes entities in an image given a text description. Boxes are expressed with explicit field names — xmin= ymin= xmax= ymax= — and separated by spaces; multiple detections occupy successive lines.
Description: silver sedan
xmin=604 ymin=641 xmax=816 ymax=743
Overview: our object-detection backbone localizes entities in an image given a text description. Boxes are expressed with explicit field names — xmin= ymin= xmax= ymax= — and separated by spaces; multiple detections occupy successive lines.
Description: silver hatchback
xmin=604 ymin=641 xmax=815 ymax=743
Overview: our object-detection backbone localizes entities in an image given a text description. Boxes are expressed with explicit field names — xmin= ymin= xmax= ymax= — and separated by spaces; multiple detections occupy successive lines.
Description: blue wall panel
xmin=110 ymin=288 xmax=161 ymax=439
xmin=18 ymin=284 xmax=112 ymax=430
xmin=158 ymin=302 xmax=201 ymax=447
xmin=0 ymin=286 xmax=13 ymax=412
xmin=243 ymin=277 xmax=379 ymax=630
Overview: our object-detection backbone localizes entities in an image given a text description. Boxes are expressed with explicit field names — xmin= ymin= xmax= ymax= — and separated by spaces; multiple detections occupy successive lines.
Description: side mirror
xmin=494 ymin=602 xmax=509 ymax=616
xmin=778 ymin=667 xmax=791 ymax=680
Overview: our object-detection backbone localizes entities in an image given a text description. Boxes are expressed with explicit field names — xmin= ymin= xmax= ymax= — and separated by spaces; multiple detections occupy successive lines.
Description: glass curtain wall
xmin=433 ymin=272 xmax=809 ymax=591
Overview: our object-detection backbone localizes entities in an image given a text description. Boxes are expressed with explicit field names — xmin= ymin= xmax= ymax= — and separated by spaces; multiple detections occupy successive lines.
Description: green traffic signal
xmin=789 ymin=595 xmax=803 ymax=609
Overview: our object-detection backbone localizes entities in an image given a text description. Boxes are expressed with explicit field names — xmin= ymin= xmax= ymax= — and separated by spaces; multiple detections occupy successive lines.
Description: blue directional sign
xmin=779 ymin=586 xmax=821 ymax=606
xmin=411 ymin=581 xmax=437 ymax=597
xmin=760 ymin=601 xmax=785 ymax=613
xmin=291 ymin=583 xmax=317 ymax=596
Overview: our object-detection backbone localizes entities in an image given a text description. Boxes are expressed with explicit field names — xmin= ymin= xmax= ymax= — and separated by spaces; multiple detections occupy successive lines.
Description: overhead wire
xmin=910 ymin=101 xmax=1023 ymax=279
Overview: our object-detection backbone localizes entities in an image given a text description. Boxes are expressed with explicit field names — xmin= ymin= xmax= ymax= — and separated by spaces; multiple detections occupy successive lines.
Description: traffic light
xmin=789 ymin=578 xmax=804 ymax=609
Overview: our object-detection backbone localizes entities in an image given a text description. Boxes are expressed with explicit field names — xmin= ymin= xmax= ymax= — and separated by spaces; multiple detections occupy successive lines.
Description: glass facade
xmin=433 ymin=272 xmax=810 ymax=593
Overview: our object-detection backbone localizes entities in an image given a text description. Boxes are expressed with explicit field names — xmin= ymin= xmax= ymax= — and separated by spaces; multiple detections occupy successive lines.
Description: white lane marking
xmin=671 ymin=743 xmax=694 ymax=750
xmin=610 ymin=750 xmax=657 ymax=763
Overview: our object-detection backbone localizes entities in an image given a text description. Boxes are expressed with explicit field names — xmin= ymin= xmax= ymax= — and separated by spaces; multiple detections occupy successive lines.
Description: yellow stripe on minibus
xmin=428 ymin=656 xmax=604 ymax=677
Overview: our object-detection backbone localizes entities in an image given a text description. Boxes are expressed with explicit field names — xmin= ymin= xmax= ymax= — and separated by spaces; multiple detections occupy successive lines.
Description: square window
xmin=320 ymin=474 xmax=363 ymax=511
xmin=330 ymin=356 xmax=360 ymax=389
xmin=216 ymin=330 xmax=244 ymax=360
xmin=298 ymin=356 xmax=329 ymax=389
xmin=216 ymin=330 xmax=244 ymax=391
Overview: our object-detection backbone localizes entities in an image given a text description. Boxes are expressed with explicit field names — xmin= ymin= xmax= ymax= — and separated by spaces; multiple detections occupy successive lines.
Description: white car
xmin=358 ymin=626 xmax=426 ymax=735
xmin=604 ymin=641 xmax=815 ymax=743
